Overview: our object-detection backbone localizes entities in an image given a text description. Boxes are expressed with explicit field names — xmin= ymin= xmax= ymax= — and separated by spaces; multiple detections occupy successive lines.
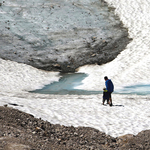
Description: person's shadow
xmin=112 ymin=104 xmax=124 ymax=107
xmin=103 ymin=104 xmax=124 ymax=107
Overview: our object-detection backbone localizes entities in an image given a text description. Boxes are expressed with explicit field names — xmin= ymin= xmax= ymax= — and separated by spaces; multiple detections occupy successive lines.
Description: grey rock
xmin=0 ymin=0 xmax=131 ymax=72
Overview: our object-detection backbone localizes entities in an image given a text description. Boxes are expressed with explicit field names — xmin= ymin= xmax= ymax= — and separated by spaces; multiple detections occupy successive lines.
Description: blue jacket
xmin=105 ymin=79 xmax=114 ymax=92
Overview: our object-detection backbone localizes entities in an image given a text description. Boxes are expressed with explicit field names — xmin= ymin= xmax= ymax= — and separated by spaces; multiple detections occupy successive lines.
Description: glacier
xmin=0 ymin=0 xmax=130 ymax=72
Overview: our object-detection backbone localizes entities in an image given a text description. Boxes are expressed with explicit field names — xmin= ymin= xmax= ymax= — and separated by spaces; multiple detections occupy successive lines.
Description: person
xmin=104 ymin=76 xmax=114 ymax=106
xmin=102 ymin=87 xmax=109 ymax=105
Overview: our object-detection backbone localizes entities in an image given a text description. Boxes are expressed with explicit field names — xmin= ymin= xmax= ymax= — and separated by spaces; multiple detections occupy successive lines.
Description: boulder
xmin=0 ymin=0 xmax=131 ymax=72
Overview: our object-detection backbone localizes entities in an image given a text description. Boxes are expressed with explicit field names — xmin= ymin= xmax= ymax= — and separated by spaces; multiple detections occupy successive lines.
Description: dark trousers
xmin=103 ymin=92 xmax=109 ymax=104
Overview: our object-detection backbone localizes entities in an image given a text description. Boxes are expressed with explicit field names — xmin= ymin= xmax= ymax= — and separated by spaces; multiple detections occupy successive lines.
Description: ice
xmin=78 ymin=0 xmax=150 ymax=90
xmin=0 ymin=59 xmax=60 ymax=93
xmin=0 ymin=93 xmax=150 ymax=137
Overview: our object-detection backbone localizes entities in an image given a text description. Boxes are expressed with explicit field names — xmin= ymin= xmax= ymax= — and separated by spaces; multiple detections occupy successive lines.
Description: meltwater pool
xmin=31 ymin=73 xmax=102 ymax=95
xmin=31 ymin=73 xmax=150 ymax=95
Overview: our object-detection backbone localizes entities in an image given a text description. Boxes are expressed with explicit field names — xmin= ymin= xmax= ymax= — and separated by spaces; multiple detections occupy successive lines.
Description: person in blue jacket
xmin=104 ymin=76 xmax=114 ymax=106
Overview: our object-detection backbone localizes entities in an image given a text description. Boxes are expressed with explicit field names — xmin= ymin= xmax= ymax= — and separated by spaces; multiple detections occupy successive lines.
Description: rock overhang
xmin=0 ymin=0 xmax=131 ymax=72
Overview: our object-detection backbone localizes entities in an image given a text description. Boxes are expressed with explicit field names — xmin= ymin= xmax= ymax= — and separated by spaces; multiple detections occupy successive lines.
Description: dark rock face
xmin=0 ymin=0 xmax=131 ymax=72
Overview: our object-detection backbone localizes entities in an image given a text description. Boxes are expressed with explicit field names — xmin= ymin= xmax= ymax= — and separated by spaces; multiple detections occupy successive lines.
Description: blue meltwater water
xmin=31 ymin=73 xmax=102 ymax=95
xmin=115 ymin=84 xmax=150 ymax=95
